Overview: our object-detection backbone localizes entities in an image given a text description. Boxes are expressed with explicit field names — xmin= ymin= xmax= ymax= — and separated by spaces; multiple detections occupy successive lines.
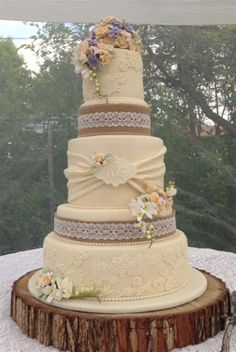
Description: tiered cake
xmin=28 ymin=17 xmax=207 ymax=313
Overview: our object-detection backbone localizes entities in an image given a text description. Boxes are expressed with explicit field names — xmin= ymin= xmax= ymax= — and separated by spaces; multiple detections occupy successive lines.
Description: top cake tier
xmin=81 ymin=48 xmax=147 ymax=108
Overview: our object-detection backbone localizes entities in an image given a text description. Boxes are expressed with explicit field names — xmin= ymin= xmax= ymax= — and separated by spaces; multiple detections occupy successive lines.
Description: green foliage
xmin=0 ymin=24 xmax=236 ymax=255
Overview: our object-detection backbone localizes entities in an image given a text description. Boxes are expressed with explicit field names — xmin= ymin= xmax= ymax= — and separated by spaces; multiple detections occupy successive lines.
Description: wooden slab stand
xmin=11 ymin=270 xmax=230 ymax=352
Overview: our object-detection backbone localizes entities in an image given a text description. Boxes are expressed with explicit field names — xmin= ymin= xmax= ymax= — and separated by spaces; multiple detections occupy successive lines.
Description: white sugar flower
xmin=166 ymin=185 xmax=177 ymax=197
xmin=40 ymin=283 xmax=59 ymax=303
xmin=57 ymin=277 xmax=73 ymax=299
xmin=46 ymin=286 xmax=63 ymax=303
xmin=142 ymin=201 xmax=158 ymax=219
xmin=129 ymin=196 xmax=157 ymax=221
xmin=129 ymin=198 xmax=146 ymax=221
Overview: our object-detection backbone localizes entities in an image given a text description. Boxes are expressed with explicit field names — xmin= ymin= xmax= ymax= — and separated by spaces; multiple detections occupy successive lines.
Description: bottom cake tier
xmin=28 ymin=230 xmax=207 ymax=313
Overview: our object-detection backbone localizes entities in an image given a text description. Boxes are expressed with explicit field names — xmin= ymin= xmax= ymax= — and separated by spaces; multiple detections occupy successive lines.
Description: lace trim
xmin=54 ymin=215 xmax=176 ymax=241
xmin=78 ymin=111 xmax=150 ymax=131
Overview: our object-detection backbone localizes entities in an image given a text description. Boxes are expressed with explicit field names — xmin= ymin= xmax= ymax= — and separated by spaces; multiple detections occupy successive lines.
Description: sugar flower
xmin=57 ymin=276 xmax=73 ymax=299
xmin=108 ymin=26 xmax=121 ymax=38
xmin=90 ymin=152 xmax=113 ymax=173
xmin=129 ymin=195 xmax=157 ymax=222
xmin=94 ymin=25 xmax=109 ymax=39
xmin=147 ymin=192 xmax=160 ymax=204
xmin=88 ymin=36 xmax=97 ymax=46
xmin=166 ymin=182 xmax=177 ymax=197
xmin=87 ymin=53 xmax=100 ymax=68
xmin=37 ymin=271 xmax=53 ymax=288
xmin=92 ymin=152 xmax=106 ymax=165
xmin=129 ymin=182 xmax=177 ymax=246
xmin=123 ymin=23 xmax=134 ymax=33
xmin=115 ymin=32 xmax=129 ymax=49
xmin=111 ymin=18 xmax=122 ymax=28
xmin=100 ymin=16 xmax=116 ymax=26
xmin=36 ymin=270 xmax=100 ymax=303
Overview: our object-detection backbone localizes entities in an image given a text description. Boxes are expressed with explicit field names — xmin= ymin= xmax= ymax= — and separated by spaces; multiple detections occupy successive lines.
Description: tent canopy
xmin=1 ymin=0 xmax=236 ymax=25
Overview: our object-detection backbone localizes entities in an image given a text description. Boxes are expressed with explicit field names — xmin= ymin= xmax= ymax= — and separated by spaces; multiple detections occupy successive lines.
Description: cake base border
xmin=11 ymin=269 xmax=230 ymax=352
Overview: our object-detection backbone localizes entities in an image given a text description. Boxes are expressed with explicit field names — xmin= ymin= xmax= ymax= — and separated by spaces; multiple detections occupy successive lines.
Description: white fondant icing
xmin=42 ymin=230 xmax=192 ymax=302
xmin=82 ymin=49 xmax=144 ymax=103
xmin=65 ymin=135 xmax=167 ymax=207
xmin=28 ymin=268 xmax=207 ymax=313
xmin=56 ymin=203 xmax=173 ymax=222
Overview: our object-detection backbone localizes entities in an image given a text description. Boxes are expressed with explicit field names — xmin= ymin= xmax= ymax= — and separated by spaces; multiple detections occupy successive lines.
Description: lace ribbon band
xmin=78 ymin=111 xmax=150 ymax=136
xmin=54 ymin=214 xmax=176 ymax=242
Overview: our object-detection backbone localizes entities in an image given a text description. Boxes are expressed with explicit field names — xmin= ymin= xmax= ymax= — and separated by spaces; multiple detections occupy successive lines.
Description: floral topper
xmin=72 ymin=16 xmax=142 ymax=97
xmin=36 ymin=270 xmax=100 ymax=304
xmin=129 ymin=181 xmax=177 ymax=247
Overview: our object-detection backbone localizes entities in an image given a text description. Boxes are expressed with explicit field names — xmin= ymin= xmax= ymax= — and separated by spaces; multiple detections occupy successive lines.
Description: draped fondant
xmin=64 ymin=135 xmax=166 ymax=207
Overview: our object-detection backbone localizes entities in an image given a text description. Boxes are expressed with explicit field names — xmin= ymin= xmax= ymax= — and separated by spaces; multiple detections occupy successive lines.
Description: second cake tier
xmin=64 ymin=135 xmax=167 ymax=210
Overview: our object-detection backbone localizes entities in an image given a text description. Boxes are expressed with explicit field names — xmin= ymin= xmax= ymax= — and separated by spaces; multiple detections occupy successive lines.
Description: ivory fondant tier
xmin=41 ymin=230 xmax=208 ymax=307
xmin=28 ymin=268 xmax=207 ymax=313
xmin=64 ymin=135 xmax=167 ymax=208
xmin=81 ymin=48 xmax=148 ymax=108
xmin=56 ymin=203 xmax=173 ymax=222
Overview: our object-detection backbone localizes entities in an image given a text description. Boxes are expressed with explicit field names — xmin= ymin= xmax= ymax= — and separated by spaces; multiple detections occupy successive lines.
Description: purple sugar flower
xmin=111 ymin=18 xmax=122 ymax=28
xmin=108 ymin=26 xmax=121 ymax=38
xmin=87 ymin=53 xmax=99 ymax=68
xmin=88 ymin=36 xmax=97 ymax=46
xmin=123 ymin=23 xmax=134 ymax=34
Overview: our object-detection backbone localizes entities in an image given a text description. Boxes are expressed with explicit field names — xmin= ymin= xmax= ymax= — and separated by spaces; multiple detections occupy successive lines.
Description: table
xmin=1 ymin=247 xmax=236 ymax=352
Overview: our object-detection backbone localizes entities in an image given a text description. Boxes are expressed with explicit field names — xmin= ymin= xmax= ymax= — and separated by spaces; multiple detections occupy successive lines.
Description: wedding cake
xmin=28 ymin=16 xmax=207 ymax=313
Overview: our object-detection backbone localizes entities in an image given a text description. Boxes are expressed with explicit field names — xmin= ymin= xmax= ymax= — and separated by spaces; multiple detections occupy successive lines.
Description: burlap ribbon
xmin=79 ymin=103 xmax=150 ymax=115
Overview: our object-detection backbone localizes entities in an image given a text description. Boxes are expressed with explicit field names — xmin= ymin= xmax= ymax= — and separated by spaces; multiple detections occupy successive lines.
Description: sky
xmin=0 ymin=20 xmax=42 ymax=72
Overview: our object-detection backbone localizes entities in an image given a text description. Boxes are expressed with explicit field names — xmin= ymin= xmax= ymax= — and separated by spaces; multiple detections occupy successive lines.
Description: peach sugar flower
xmin=94 ymin=25 xmax=109 ymax=39
xmin=39 ymin=272 xmax=53 ymax=287
xmin=100 ymin=16 xmax=116 ymax=26
xmin=92 ymin=152 xmax=106 ymax=165
xmin=147 ymin=192 xmax=160 ymax=204
xmin=100 ymin=51 xmax=113 ymax=65
xmin=102 ymin=36 xmax=116 ymax=45
xmin=115 ymin=32 xmax=129 ymax=49
xmin=79 ymin=40 xmax=89 ymax=55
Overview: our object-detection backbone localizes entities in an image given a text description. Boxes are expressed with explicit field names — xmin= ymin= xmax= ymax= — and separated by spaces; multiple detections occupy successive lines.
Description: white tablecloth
xmin=0 ymin=247 xmax=236 ymax=352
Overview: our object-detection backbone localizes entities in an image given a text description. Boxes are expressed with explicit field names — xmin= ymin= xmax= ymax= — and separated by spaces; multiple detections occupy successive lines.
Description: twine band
xmin=78 ymin=126 xmax=150 ymax=137
xmin=79 ymin=103 xmax=150 ymax=115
